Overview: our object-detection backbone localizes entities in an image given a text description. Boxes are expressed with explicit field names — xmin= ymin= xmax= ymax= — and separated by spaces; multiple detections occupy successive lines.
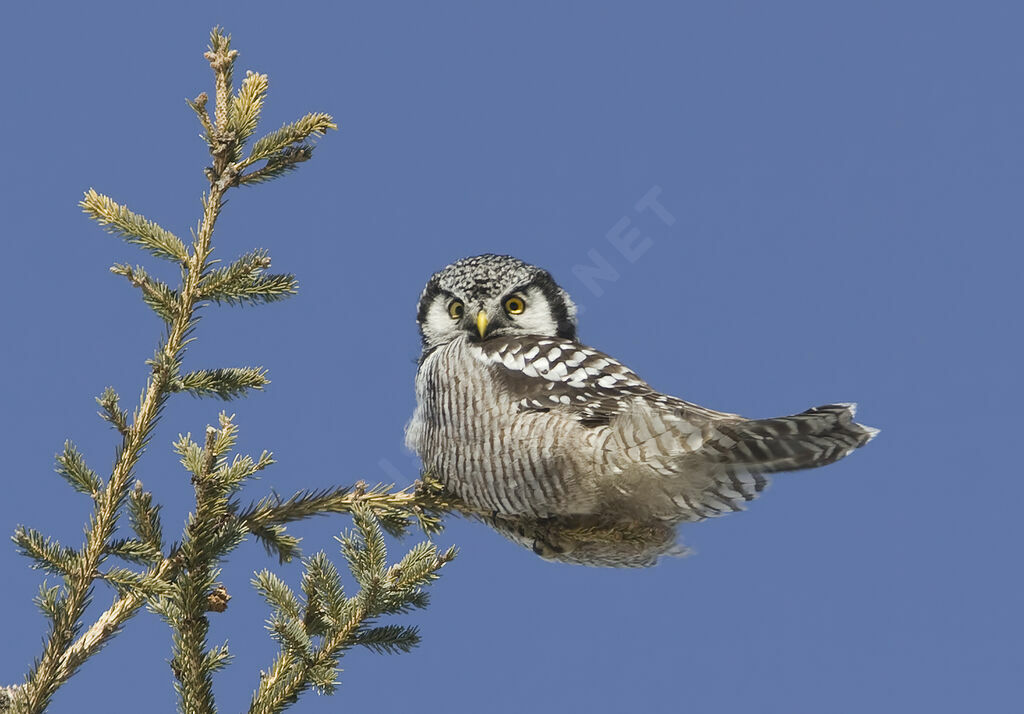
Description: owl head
xmin=416 ymin=254 xmax=578 ymax=350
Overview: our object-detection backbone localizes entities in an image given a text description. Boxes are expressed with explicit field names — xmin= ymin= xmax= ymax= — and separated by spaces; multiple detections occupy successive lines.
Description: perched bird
xmin=406 ymin=254 xmax=877 ymax=567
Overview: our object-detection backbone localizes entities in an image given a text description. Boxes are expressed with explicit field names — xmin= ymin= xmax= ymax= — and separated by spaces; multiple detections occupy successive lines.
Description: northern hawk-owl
xmin=406 ymin=254 xmax=877 ymax=567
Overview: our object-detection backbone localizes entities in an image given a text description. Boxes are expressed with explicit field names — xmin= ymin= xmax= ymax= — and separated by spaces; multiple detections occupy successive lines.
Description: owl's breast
xmin=406 ymin=338 xmax=601 ymax=518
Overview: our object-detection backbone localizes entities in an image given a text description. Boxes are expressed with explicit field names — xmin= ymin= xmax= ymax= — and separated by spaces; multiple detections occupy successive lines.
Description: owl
xmin=406 ymin=254 xmax=877 ymax=567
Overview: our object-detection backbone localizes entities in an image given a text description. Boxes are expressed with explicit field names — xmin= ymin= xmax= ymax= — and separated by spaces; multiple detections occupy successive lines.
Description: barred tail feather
xmin=669 ymin=404 xmax=877 ymax=523
xmin=715 ymin=403 xmax=878 ymax=474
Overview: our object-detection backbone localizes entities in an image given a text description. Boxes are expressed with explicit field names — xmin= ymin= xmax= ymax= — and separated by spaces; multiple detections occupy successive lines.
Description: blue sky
xmin=1 ymin=2 xmax=1021 ymax=712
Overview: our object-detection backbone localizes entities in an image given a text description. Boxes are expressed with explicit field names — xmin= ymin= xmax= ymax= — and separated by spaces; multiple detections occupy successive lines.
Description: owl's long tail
xmin=712 ymin=403 xmax=879 ymax=474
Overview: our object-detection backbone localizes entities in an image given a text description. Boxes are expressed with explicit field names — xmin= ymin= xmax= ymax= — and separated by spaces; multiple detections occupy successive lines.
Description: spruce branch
xmin=42 ymin=480 xmax=455 ymax=713
xmin=96 ymin=387 xmax=129 ymax=435
xmin=229 ymin=70 xmax=269 ymax=157
xmin=104 ymin=538 xmax=162 ymax=567
xmin=236 ymin=478 xmax=456 ymax=564
xmin=236 ymin=477 xmax=461 ymax=543
xmin=300 ymin=552 xmax=345 ymax=636
xmin=198 ymin=249 xmax=298 ymax=306
xmin=33 ymin=583 xmax=63 ymax=622
xmin=241 ymin=113 xmax=335 ymax=169
xmin=187 ymin=92 xmax=215 ymax=143
xmin=173 ymin=367 xmax=270 ymax=400
xmin=249 ymin=507 xmax=455 ymax=713
xmin=98 ymin=566 xmax=175 ymax=598
xmin=110 ymin=263 xmax=181 ymax=323
xmin=128 ymin=481 xmax=164 ymax=554
xmin=352 ymin=624 xmax=421 ymax=655
xmin=8 ymin=26 xmax=462 ymax=714
xmin=54 ymin=441 xmax=102 ymax=497
xmin=80 ymin=190 xmax=189 ymax=263
xmin=169 ymin=425 xmax=227 ymax=714
xmin=162 ymin=416 xmax=278 ymax=713
xmin=203 ymin=27 xmax=241 ymax=179
xmin=237 ymin=146 xmax=315 ymax=185
xmin=249 ymin=523 xmax=303 ymax=565
xmin=18 ymin=28 xmax=252 ymax=712
xmin=253 ymin=571 xmax=303 ymax=620
xmin=11 ymin=528 xmax=77 ymax=578
xmin=203 ymin=642 xmax=233 ymax=673
xmin=51 ymin=555 xmax=182 ymax=689
xmin=205 ymin=28 xmax=237 ymax=134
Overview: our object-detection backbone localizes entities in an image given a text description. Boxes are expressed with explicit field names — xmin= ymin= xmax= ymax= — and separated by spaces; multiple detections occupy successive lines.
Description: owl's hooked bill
xmin=407 ymin=254 xmax=878 ymax=567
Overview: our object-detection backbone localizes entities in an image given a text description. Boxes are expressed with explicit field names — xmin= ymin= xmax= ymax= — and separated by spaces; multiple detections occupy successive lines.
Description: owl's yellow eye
xmin=448 ymin=300 xmax=464 ymax=319
xmin=504 ymin=296 xmax=526 ymax=315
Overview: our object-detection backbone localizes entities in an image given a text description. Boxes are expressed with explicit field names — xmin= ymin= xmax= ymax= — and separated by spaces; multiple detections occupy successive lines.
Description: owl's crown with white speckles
xmin=424 ymin=255 xmax=544 ymax=303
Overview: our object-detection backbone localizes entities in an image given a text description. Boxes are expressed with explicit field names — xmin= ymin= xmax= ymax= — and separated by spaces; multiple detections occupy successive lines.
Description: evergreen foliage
xmin=198 ymin=250 xmax=298 ymax=306
xmin=248 ymin=508 xmax=456 ymax=713
xmin=4 ymin=28 xmax=457 ymax=714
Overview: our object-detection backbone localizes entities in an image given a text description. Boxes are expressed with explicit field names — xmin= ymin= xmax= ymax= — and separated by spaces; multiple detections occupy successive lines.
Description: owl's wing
xmin=471 ymin=336 xmax=760 ymax=521
xmin=471 ymin=336 xmax=875 ymax=524
xmin=471 ymin=335 xmax=735 ymax=426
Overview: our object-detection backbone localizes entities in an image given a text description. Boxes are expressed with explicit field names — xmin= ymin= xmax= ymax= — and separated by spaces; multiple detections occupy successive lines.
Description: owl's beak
xmin=475 ymin=310 xmax=489 ymax=339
